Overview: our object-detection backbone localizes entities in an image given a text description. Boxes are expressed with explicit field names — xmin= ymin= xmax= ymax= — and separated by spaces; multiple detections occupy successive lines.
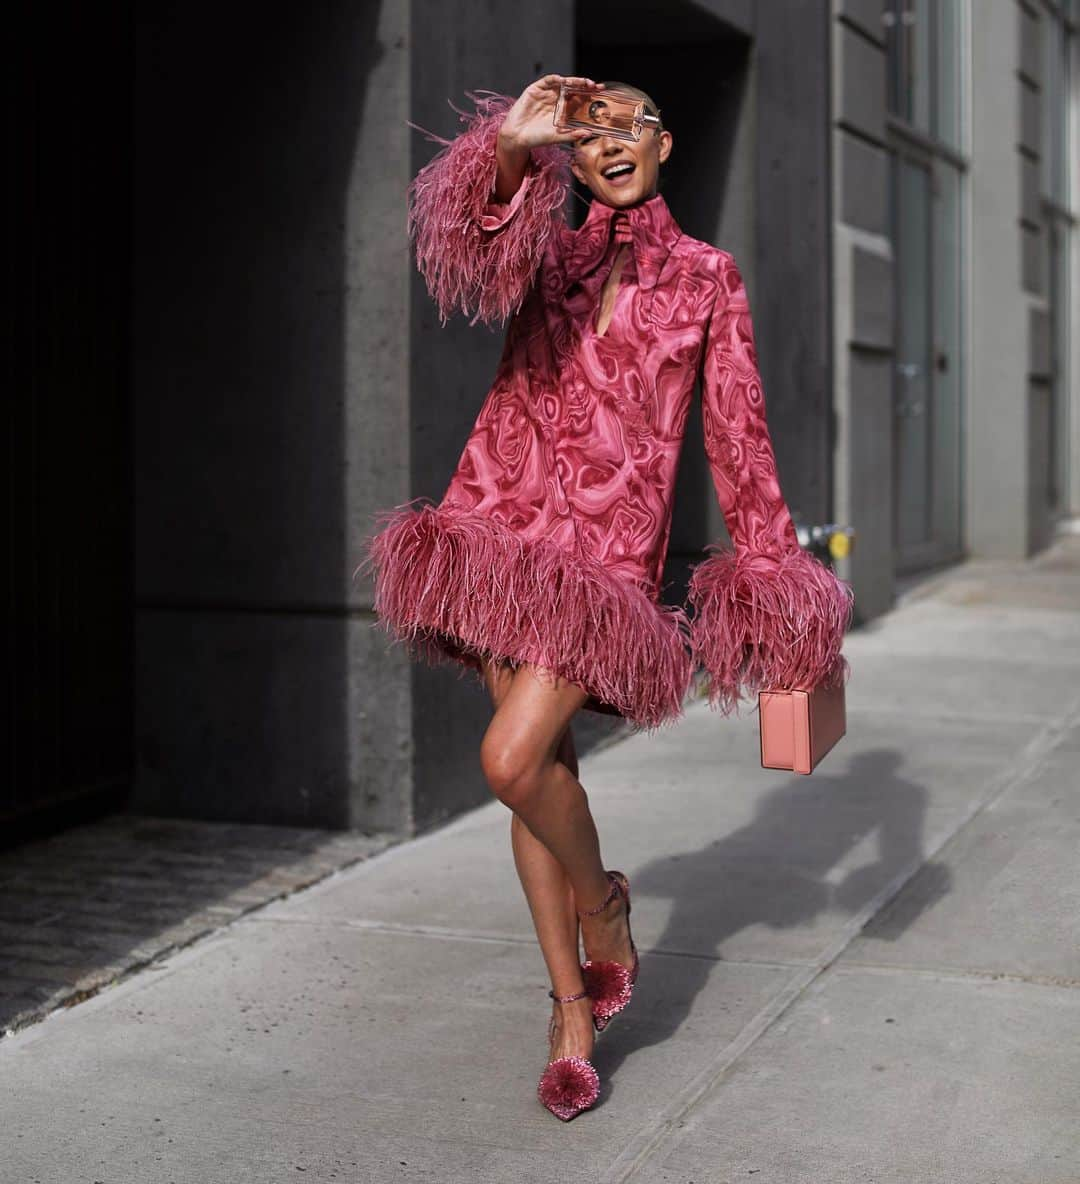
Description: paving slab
xmin=837 ymin=648 xmax=1075 ymax=723
xmin=847 ymin=601 xmax=1080 ymax=667
xmin=899 ymin=547 xmax=1080 ymax=614
xmin=632 ymin=968 xmax=1080 ymax=1184
xmin=840 ymin=753 xmax=1080 ymax=983
xmin=2 ymin=918 xmax=788 ymax=1184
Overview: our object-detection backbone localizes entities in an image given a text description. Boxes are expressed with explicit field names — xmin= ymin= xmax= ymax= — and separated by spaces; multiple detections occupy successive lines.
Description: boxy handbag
xmin=758 ymin=679 xmax=846 ymax=775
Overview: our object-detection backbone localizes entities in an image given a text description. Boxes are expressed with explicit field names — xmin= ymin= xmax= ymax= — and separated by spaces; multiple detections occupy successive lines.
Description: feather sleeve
xmin=687 ymin=253 xmax=854 ymax=714
xmin=406 ymin=90 xmax=570 ymax=327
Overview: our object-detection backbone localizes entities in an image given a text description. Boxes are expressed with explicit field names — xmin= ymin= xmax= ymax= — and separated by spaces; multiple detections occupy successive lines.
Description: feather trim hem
xmin=687 ymin=545 xmax=855 ymax=715
xmin=355 ymin=502 xmax=693 ymax=731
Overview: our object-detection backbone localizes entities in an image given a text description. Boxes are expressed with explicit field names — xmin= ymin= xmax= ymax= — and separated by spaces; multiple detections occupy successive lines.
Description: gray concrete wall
xmin=1071 ymin=26 xmax=1080 ymax=521
xmin=830 ymin=1 xmax=894 ymax=623
xmin=133 ymin=1 xmax=575 ymax=836
xmin=1018 ymin=2 xmax=1056 ymax=554
xmin=967 ymin=0 xmax=1030 ymax=557
xmin=675 ymin=0 xmax=834 ymax=537
xmin=751 ymin=0 xmax=834 ymax=526
xmin=133 ymin=3 xmax=411 ymax=830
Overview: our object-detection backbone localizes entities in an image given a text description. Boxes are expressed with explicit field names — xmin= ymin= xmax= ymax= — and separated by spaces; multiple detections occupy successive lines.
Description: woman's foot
xmin=537 ymin=988 xmax=601 ymax=1120
xmin=578 ymin=875 xmax=635 ymax=972
xmin=578 ymin=870 xmax=640 ymax=1031
xmin=547 ymin=991 xmax=595 ymax=1063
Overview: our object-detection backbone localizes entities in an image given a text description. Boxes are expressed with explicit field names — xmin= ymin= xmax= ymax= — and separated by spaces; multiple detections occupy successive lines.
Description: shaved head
xmin=599 ymin=80 xmax=663 ymax=131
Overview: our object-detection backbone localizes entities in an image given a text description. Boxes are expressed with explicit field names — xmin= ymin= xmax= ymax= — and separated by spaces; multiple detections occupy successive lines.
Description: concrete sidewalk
xmin=4 ymin=538 xmax=1079 ymax=1184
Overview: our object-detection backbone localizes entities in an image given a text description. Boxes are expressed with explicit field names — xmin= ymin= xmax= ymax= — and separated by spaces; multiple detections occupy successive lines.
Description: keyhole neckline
xmin=593 ymin=243 xmax=632 ymax=339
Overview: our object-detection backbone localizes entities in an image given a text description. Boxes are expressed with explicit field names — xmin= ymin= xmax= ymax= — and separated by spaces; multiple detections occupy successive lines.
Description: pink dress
xmin=357 ymin=93 xmax=853 ymax=732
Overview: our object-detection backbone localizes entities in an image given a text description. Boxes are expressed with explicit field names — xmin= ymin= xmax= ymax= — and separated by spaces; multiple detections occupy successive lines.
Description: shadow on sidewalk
xmin=593 ymin=749 xmax=952 ymax=1084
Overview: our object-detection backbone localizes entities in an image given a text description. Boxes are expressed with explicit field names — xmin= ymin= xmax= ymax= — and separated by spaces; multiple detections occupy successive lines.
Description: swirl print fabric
xmin=356 ymin=93 xmax=853 ymax=731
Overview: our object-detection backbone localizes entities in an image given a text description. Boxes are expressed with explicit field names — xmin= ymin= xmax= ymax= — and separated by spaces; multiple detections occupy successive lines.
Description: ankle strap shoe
xmin=579 ymin=870 xmax=640 ymax=1032
xmin=537 ymin=988 xmax=600 ymax=1121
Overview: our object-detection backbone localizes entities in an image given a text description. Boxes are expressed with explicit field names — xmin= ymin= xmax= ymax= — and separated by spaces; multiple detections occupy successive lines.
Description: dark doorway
xmin=574 ymin=2 xmax=750 ymax=242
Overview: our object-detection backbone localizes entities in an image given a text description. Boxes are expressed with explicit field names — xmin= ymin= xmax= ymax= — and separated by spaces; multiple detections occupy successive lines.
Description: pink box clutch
xmin=758 ymin=681 xmax=846 ymax=775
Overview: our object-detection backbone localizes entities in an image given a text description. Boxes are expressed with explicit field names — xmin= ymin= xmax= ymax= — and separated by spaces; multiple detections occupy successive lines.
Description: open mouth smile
xmin=600 ymin=161 xmax=636 ymax=185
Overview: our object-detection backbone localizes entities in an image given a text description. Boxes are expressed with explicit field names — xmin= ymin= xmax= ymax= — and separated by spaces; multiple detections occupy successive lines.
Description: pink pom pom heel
xmin=536 ymin=988 xmax=601 ymax=1121
xmin=579 ymin=870 xmax=639 ymax=1032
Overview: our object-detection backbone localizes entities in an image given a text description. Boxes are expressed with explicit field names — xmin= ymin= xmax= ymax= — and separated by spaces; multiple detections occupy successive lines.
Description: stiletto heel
xmin=579 ymin=869 xmax=639 ymax=1032
xmin=536 ymin=988 xmax=601 ymax=1121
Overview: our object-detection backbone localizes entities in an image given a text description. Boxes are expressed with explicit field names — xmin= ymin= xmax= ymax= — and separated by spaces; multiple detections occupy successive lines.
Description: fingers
xmin=535 ymin=74 xmax=603 ymax=91
xmin=552 ymin=128 xmax=592 ymax=145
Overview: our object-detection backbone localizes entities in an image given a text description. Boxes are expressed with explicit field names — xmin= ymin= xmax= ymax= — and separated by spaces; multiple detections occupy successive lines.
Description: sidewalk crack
xmin=604 ymin=693 xmax=1080 ymax=1184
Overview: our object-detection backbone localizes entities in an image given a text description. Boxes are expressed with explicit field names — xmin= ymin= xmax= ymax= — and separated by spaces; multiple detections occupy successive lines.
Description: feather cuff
xmin=688 ymin=545 xmax=854 ymax=715
xmin=407 ymin=90 xmax=570 ymax=327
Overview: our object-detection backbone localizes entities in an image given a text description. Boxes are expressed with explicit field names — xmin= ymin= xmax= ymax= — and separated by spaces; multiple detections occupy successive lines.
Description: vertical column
xmin=967 ymin=2 xmax=1029 ymax=556
xmin=831 ymin=1 xmax=894 ymax=621
xmin=345 ymin=1 xmax=415 ymax=832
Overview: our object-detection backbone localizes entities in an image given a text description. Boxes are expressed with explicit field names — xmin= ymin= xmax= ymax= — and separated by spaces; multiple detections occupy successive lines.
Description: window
xmin=884 ymin=0 xmax=963 ymax=151
xmin=884 ymin=0 xmax=968 ymax=570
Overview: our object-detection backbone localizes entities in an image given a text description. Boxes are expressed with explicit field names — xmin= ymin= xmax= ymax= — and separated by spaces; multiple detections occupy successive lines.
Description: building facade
xmin=9 ymin=1 xmax=1077 ymax=843
xmin=833 ymin=0 xmax=1078 ymax=621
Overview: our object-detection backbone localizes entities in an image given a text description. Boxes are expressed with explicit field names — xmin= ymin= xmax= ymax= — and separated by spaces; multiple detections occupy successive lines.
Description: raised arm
xmin=407 ymin=75 xmax=601 ymax=327
xmin=687 ymin=253 xmax=854 ymax=714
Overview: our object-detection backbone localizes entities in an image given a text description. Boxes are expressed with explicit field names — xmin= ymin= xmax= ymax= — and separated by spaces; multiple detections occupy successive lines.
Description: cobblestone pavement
xmin=0 ymin=816 xmax=392 ymax=1036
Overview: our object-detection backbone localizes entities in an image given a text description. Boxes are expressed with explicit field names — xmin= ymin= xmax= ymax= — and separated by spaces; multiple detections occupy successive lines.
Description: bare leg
xmin=480 ymin=659 xmax=592 ymax=1059
xmin=478 ymin=659 xmax=632 ymax=1061
xmin=479 ymin=661 xmax=610 ymax=923
xmin=510 ymin=729 xmax=580 ymax=998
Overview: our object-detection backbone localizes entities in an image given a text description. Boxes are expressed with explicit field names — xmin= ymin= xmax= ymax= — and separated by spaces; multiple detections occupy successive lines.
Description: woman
xmin=357 ymin=74 xmax=852 ymax=1121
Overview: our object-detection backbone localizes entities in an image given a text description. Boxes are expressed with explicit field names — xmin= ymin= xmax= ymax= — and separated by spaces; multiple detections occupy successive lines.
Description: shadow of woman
xmin=591 ymin=748 xmax=952 ymax=1086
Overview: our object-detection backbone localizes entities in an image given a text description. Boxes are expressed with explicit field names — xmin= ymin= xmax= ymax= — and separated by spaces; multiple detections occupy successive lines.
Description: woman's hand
xmin=493 ymin=75 xmax=601 ymax=202
xmin=497 ymin=74 xmax=604 ymax=152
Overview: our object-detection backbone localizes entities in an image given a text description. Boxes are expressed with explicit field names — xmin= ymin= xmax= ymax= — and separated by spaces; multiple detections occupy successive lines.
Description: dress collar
xmin=562 ymin=191 xmax=683 ymax=294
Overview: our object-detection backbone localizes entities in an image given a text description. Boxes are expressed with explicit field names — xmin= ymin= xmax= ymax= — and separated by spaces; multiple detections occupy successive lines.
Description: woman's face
xmin=570 ymin=125 xmax=673 ymax=208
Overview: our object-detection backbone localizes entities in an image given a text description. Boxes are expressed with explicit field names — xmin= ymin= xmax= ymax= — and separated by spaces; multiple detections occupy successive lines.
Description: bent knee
xmin=479 ymin=735 xmax=544 ymax=809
